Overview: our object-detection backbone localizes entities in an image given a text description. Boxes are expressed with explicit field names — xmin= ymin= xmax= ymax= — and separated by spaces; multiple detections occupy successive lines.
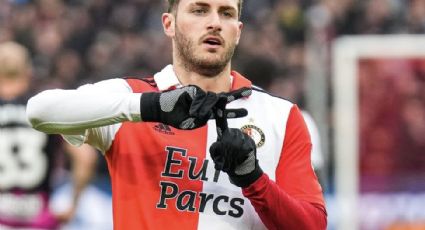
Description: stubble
xmin=174 ymin=26 xmax=236 ymax=77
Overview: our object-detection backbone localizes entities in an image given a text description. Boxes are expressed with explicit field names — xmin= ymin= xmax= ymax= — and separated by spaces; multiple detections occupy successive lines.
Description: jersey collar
xmin=153 ymin=65 xmax=252 ymax=93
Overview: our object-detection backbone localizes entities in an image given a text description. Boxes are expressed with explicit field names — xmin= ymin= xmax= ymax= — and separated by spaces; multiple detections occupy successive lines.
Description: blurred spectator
xmin=275 ymin=0 xmax=306 ymax=45
xmin=405 ymin=0 xmax=425 ymax=33
xmin=0 ymin=41 xmax=98 ymax=229
xmin=359 ymin=59 xmax=425 ymax=192
xmin=0 ymin=0 xmax=420 ymax=90
xmin=358 ymin=0 xmax=403 ymax=34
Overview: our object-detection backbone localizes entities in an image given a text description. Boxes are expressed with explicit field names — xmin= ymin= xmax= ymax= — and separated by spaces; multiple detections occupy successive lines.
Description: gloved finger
xmin=224 ymin=108 xmax=248 ymax=119
xmin=189 ymin=91 xmax=218 ymax=117
xmin=208 ymin=108 xmax=248 ymax=120
xmin=214 ymin=159 xmax=224 ymax=171
xmin=185 ymin=85 xmax=205 ymax=100
xmin=214 ymin=95 xmax=229 ymax=138
xmin=209 ymin=142 xmax=220 ymax=158
xmin=179 ymin=117 xmax=196 ymax=130
xmin=223 ymin=87 xmax=252 ymax=103
xmin=209 ymin=142 xmax=225 ymax=170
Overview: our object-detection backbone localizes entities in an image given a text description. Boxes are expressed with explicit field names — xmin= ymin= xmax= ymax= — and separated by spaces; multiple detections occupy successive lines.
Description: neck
xmin=173 ymin=59 xmax=232 ymax=94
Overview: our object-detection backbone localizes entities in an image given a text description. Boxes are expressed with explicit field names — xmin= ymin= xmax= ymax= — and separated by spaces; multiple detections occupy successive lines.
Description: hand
xmin=213 ymin=87 xmax=252 ymax=136
xmin=140 ymin=85 xmax=250 ymax=130
xmin=210 ymin=90 xmax=263 ymax=188
xmin=54 ymin=206 xmax=77 ymax=225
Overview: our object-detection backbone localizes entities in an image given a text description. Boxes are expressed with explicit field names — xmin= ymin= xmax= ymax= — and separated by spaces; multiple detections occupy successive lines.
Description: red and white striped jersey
xmin=41 ymin=65 xmax=326 ymax=229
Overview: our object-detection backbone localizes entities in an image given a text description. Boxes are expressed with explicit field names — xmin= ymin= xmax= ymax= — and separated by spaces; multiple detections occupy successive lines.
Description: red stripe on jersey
xmin=126 ymin=78 xmax=157 ymax=92
xmin=105 ymin=79 xmax=209 ymax=230
xmin=276 ymin=105 xmax=325 ymax=207
xmin=242 ymin=105 xmax=326 ymax=229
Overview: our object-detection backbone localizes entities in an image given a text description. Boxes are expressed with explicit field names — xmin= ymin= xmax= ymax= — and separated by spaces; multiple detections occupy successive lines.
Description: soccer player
xmin=0 ymin=41 xmax=97 ymax=229
xmin=27 ymin=0 xmax=327 ymax=229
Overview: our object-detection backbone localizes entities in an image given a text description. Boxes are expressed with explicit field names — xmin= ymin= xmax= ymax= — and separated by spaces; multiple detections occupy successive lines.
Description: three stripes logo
xmin=154 ymin=123 xmax=175 ymax=135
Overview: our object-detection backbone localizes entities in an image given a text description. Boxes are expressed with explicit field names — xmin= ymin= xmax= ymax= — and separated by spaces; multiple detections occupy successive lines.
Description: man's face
xmin=169 ymin=0 xmax=242 ymax=76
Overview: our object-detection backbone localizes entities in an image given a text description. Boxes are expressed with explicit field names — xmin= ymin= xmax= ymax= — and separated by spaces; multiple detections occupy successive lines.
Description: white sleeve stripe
xmin=27 ymin=90 xmax=141 ymax=134
xmin=27 ymin=78 xmax=140 ymax=152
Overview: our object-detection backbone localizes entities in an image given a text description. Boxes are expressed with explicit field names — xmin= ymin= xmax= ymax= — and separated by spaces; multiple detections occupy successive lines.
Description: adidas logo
xmin=153 ymin=123 xmax=175 ymax=135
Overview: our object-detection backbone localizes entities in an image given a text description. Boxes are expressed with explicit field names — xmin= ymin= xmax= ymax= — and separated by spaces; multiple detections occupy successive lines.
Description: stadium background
xmin=1 ymin=0 xmax=424 ymax=229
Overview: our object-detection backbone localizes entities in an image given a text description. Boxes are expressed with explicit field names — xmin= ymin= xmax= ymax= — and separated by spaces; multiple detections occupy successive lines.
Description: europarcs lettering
xmin=156 ymin=146 xmax=245 ymax=218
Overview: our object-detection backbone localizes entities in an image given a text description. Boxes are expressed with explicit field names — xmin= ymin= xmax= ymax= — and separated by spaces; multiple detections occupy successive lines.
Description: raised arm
xmin=210 ymin=104 xmax=327 ymax=229
xmin=27 ymin=79 xmax=250 ymax=136
xmin=26 ymin=79 xmax=141 ymax=135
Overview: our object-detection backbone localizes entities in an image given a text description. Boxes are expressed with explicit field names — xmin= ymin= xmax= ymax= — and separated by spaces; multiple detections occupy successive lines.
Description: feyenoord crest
xmin=241 ymin=124 xmax=265 ymax=148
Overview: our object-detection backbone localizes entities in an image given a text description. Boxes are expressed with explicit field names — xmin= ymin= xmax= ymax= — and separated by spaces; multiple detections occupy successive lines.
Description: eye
xmin=192 ymin=8 xmax=207 ymax=15
xmin=222 ymin=11 xmax=234 ymax=18
xmin=221 ymin=9 xmax=236 ymax=18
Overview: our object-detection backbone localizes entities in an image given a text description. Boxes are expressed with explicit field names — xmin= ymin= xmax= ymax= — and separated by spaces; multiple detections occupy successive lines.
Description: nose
xmin=206 ymin=12 xmax=222 ymax=32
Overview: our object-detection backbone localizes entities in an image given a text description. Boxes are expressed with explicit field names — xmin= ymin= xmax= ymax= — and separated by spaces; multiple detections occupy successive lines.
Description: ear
xmin=162 ymin=13 xmax=175 ymax=38
xmin=235 ymin=21 xmax=243 ymax=45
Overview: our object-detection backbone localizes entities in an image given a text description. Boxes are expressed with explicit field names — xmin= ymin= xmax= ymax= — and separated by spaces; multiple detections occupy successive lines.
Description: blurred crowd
xmin=1 ymin=1 xmax=424 ymax=228
xmin=359 ymin=58 xmax=425 ymax=192
xmin=0 ymin=0 xmax=423 ymax=97
xmin=1 ymin=0 xmax=424 ymax=190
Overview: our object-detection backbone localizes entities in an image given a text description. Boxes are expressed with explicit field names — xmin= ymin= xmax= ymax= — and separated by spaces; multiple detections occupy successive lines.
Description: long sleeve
xmin=242 ymin=105 xmax=327 ymax=230
xmin=243 ymin=174 xmax=327 ymax=230
xmin=26 ymin=79 xmax=141 ymax=135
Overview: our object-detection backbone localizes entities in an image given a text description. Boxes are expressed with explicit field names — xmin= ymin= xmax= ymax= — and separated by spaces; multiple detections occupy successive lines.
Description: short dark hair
xmin=167 ymin=0 xmax=243 ymax=18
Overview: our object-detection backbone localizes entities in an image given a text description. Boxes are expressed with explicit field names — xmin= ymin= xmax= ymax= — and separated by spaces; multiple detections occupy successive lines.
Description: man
xmin=27 ymin=0 xmax=327 ymax=229
xmin=0 ymin=41 xmax=97 ymax=229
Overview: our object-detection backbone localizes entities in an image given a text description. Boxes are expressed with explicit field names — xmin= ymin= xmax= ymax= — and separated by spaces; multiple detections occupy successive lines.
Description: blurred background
xmin=0 ymin=0 xmax=424 ymax=229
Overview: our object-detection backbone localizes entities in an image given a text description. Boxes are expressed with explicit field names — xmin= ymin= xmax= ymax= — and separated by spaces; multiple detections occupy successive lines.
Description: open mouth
xmin=203 ymin=37 xmax=223 ymax=46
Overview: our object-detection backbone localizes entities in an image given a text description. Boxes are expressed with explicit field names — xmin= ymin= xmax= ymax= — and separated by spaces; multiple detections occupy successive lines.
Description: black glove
xmin=140 ymin=85 xmax=250 ymax=130
xmin=210 ymin=128 xmax=263 ymax=187
xmin=210 ymin=89 xmax=263 ymax=188
xmin=213 ymin=87 xmax=252 ymax=136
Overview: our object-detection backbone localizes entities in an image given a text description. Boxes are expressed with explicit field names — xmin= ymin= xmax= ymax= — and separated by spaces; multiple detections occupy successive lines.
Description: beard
xmin=174 ymin=26 xmax=236 ymax=77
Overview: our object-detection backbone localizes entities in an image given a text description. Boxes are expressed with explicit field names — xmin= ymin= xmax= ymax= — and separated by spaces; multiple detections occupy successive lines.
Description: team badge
xmin=241 ymin=124 xmax=265 ymax=148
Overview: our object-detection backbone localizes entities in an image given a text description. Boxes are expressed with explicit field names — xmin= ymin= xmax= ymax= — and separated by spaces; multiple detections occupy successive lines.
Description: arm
xmin=26 ymin=79 xmax=141 ymax=135
xmin=26 ymin=79 xmax=249 ymax=136
xmin=55 ymin=143 xmax=97 ymax=224
xmin=210 ymin=104 xmax=326 ymax=229
xmin=243 ymin=175 xmax=326 ymax=230
xmin=243 ymin=105 xmax=327 ymax=230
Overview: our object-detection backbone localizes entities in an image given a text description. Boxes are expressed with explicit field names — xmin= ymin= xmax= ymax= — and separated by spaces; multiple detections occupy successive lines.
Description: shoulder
xmin=250 ymin=85 xmax=294 ymax=107
xmin=123 ymin=76 xmax=159 ymax=93
xmin=238 ymin=85 xmax=295 ymax=125
xmin=77 ymin=77 xmax=158 ymax=93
